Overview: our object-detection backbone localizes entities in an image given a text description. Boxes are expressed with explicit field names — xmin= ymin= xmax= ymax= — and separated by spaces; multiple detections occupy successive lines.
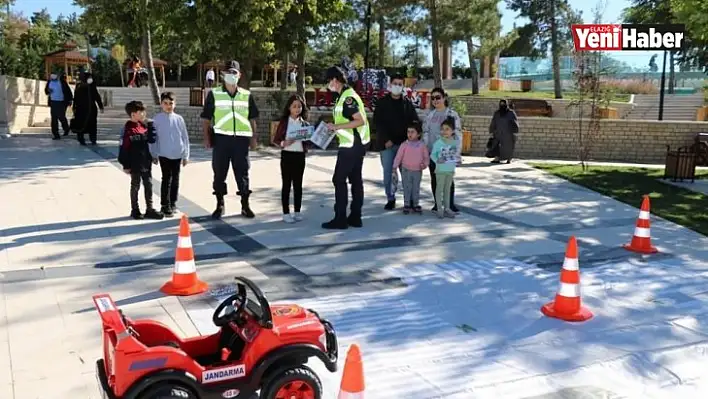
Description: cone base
xmin=622 ymin=243 xmax=658 ymax=254
xmin=541 ymin=301 xmax=593 ymax=322
xmin=160 ymin=279 xmax=209 ymax=296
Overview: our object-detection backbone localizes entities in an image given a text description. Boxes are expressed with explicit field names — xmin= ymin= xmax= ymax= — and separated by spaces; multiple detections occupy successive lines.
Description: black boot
xmin=322 ymin=217 xmax=348 ymax=230
xmin=241 ymin=196 xmax=255 ymax=218
xmin=347 ymin=214 xmax=363 ymax=228
xmin=212 ymin=195 xmax=225 ymax=219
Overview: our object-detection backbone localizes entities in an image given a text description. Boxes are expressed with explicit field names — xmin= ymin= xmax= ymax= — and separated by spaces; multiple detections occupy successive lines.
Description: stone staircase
xmin=21 ymin=108 xmax=127 ymax=140
xmin=106 ymin=87 xmax=192 ymax=107
xmin=624 ymin=93 xmax=704 ymax=121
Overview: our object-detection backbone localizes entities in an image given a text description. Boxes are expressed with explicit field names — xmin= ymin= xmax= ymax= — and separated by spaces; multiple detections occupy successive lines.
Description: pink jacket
xmin=393 ymin=140 xmax=430 ymax=171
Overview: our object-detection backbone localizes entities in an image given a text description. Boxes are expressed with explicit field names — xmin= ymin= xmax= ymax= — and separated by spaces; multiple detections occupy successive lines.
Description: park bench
xmin=509 ymin=98 xmax=553 ymax=117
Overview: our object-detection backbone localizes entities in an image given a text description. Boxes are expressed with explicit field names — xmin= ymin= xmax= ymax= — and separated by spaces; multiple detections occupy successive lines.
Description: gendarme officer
xmin=322 ymin=66 xmax=370 ymax=229
xmin=201 ymin=60 xmax=259 ymax=219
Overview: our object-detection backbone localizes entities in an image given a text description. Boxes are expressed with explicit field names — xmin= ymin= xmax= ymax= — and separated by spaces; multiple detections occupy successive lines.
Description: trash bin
xmin=693 ymin=133 xmax=708 ymax=166
xmin=461 ymin=130 xmax=472 ymax=155
xmin=189 ymin=87 xmax=204 ymax=107
xmin=663 ymin=145 xmax=696 ymax=182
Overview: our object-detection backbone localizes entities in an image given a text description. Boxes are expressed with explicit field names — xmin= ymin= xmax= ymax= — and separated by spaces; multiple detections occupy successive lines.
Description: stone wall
xmin=170 ymin=104 xmax=706 ymax=163
xmin=452 ymin=96 xmax=635 ymax=119
xmin=1 ymin=75 xmax=114 ymax=133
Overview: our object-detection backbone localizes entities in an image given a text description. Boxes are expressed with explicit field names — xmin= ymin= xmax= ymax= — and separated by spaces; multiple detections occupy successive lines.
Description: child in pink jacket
xmin=393 ymin=122 xmax=430 ymax=214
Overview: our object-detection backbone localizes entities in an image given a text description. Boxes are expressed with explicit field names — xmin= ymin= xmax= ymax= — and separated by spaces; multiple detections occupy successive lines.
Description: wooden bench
xmin=509 ymin=99 xmax=552 ymax=117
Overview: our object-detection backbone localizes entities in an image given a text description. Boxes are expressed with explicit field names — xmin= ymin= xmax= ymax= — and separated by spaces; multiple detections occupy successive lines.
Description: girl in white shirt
xmin=272 ymin=95 xmax=310 ymax=223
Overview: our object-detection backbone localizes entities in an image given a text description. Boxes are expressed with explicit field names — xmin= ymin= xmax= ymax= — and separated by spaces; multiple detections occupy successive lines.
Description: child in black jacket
xmin=118 ymin=101 xmax=163 ymax=220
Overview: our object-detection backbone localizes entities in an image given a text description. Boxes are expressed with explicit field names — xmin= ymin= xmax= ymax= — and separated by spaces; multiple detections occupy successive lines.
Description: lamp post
xmin=658 ymin=49 xmax=667 ymax=121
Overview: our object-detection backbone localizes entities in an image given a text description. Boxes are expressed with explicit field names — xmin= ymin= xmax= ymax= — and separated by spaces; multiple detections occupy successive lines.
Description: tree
xmin=438 ymin=0 xmax=517 ymax=94
xmin=506 ymin=0 xmax=582 ymax=98
xmin=426 ymin=0 xmax=443 ymax=88
xmin=670 ymin=0 xmax=708 ymax=71
xmin=500 ymin=24 xmax=543 ymax=58
xmin=196 ymin=0 xmax=295 ymax=89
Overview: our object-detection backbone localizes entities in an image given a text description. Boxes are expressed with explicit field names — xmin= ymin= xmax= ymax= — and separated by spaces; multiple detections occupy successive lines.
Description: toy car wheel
xmin=260 ymin=366 xmax=322 ymax=399
xmin=137 ymin=382 xmax=197 ymax=399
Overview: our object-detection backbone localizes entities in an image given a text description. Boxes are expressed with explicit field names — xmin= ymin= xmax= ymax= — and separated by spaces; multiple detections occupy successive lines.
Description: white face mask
xmin=328 ymin=81 xmax=337 ymax=92
xmin=86 ymin=78 xmax=94 ymax=84
xmin=50 ymin=74 xmax=57 ymax=80
xmin=390 ymin=84 xmax=403 ymax=95
xmin=223 ymin=73 xmax=239 ymax=85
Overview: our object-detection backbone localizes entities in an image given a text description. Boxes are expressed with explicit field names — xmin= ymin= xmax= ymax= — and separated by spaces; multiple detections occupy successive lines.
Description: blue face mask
xmin=223 ymin=73 xmax=239 ymax=85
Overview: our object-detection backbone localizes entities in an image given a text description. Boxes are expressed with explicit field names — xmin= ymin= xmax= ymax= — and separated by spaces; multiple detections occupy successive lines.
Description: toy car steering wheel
xmin=212 ymin=285 xmax=247 ymax=327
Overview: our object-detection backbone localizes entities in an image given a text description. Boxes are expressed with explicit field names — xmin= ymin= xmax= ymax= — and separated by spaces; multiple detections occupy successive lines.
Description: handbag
xmin=485 ymin=137 xmax=500 ymax=158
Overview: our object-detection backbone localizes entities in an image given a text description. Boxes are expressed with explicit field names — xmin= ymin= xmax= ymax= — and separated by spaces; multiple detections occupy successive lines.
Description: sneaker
xmin=170 ymin=203 xmax=179 ymax=214
xmin=413 ymin=205 xmax=422 ymax=213
xmin=403 ymin=206 xmax=411 ymax=214
xmin=293 ymin=212 xmax=303 ymax=222
xmin=283 ymin=214 xmax=296 ymax=224
xmin=444 ymin=209 xmax=456 ymax=218
xmin=144 ymin=208 xmax=164 ymax=219
xmin=431 ymin=205 xmax=438 ymax=212
xmin=130 ymin=209 xmax=144 ymax=220
xmin=450 ymin=205 xmax=460 ymax=213
xmin=161 ymin=206 xmax=174 ymax=217
xmin=437 ymin=210 xmax=445 ymax=219
xmin=384 ymin=200 xmax=396 ymax=210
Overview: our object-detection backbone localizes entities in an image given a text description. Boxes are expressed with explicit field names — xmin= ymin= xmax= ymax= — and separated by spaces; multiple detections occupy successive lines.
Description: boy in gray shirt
xmin=149 ymin=92 xmax=190 ymax=217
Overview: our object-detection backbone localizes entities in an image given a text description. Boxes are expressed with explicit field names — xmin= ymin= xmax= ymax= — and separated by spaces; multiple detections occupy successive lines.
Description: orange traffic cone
xmin=338 ymin=344 xmax=365 ymax=399
xmin=623 ymin=195 xmax=658 ymax=254
xmin=541 ymin=236 xmax=593 ymax=322
xmin=160 ymin=214 xmax=208 ymax=296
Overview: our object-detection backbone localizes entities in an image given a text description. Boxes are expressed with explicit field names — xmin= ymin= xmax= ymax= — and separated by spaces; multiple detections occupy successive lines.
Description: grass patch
xmin=530 ymin=163 xmax=708 ymax=236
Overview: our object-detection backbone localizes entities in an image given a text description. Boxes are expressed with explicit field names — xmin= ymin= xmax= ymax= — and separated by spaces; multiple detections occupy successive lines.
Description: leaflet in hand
xmin=309 ymin=122 xmax=336 ymax=149
xmin=439 ymin=146 xmax=460 ymax=165
xmin=286 ymin=126 xmax=314 ymax=141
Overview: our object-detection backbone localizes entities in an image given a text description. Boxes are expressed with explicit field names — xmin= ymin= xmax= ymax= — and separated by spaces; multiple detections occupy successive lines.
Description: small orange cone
xmin=623 ymin=195 xmax=658 ymax=254
xmin=541 ymin=236 xmax=593 ymax=322
xmin=160 ymin=214 xmax=208 ymax=296
xmin=338 ymin=344 xmax=365 ymax=399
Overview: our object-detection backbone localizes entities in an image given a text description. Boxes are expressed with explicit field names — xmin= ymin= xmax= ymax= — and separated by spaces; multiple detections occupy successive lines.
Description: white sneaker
xmin=283 ymin=214 xmax=296 ymax=223
xmin=293 ymin=212 xmax=303 ymax=221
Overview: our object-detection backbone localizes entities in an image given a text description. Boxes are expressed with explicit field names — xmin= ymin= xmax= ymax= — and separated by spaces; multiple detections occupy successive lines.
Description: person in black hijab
xmin=488 ymin=99 xmax=519 ymax=164
xmin=72 ymin=72 xmax=104 ymax=145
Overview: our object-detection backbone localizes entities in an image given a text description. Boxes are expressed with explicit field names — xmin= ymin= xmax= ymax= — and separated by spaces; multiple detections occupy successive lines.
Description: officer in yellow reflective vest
xmin=321 ymin=66 xmax=370 ymax=229
xmin=200 ymin=60 xmax=260 ymax=219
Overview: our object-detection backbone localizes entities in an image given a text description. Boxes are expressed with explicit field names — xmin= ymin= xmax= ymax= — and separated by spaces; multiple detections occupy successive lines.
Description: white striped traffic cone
xmin=623 ymin=195 xmax=658 ymax=254
xmin=541 ymin=236 xmax=593 ymax=322
xmin=160 ymin=214 xmax=208 ymax=296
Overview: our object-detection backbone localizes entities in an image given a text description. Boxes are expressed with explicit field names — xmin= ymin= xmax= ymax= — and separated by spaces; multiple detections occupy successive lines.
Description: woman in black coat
xmin=72 ymin=72 xmax=104 ymax=145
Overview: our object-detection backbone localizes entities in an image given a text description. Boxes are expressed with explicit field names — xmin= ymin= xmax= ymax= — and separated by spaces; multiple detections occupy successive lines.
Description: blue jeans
xmin=380 ymin=144 xmax=400 ymax=201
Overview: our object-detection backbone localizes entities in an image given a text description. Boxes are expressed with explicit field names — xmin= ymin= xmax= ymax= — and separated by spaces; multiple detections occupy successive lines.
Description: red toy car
xmin=94 ymin=276 xmax=338 ymax=399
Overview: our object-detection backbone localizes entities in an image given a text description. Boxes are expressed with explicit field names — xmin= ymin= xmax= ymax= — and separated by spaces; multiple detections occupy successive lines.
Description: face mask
xmin=328 ymin=82 xmax=337 ymax=92
xmin=223 ymin=73 xmax=239 ymax=85
xmin=500 ymin=103 xmax=507 ymax=110
xmin=87 ymin=78 xmax=93 ymax=84
xmin=390 ymin=85 xmax=403 ymax=95
xmin=50 ymin=74 xmax=57 ymax=80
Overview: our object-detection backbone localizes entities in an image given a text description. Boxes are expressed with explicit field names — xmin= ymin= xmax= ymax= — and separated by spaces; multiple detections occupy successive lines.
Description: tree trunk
xmin=280 ymin=48 xmax=289 ymax=91
xmin=377 ymin=16 xmax=385 ymax=68
xmin=466 ymin=39 xmax=479 ymax=95
xmin=241 ymin=57 xmax=253 ymax=89
xmin=142 ymin=0 xmax=160 ymax=105
xmin=177 ymin=43 xmax=182 ymax=84
xmin=296 ymin=40 xmax=306 ymax=98
xmin=429 ymin=0 xmax=443 ymax=89
xmin=550 ymin=0 xmax=562 ymax=99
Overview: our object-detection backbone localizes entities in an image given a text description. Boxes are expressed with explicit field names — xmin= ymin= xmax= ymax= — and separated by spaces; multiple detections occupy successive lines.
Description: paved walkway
xmin=1 ymin=135 xmax=707 ymax=398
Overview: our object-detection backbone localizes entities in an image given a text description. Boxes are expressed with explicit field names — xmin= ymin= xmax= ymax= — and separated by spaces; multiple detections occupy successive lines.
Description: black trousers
xmin=50 ymin=101 xmax=69 ymax=137
xmin=159 ymin=157 xmax=182 ymax=208
xmin=212 ymin=134 xmax=250 ymax=197
xmin=332 ymin=144 xmax=365 ymax=220
xmin=280 ymin=150 xmax=306 ymax=214
xmin=130 ymin=169 xmax=154 ymax=211
xmin=429 ymin=161 xmax=455 ymax=207
xmin=77 ymin=109 xmax=98 ymax=144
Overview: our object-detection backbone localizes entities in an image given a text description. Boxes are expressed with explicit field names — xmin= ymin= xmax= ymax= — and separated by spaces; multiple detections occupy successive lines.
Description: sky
xmin=12 ymin=0 xmax=655 ymax=69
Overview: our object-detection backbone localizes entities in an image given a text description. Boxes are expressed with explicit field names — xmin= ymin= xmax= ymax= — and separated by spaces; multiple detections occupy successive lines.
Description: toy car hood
xmin=269 ymin=304 xmax=324 ymax=333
